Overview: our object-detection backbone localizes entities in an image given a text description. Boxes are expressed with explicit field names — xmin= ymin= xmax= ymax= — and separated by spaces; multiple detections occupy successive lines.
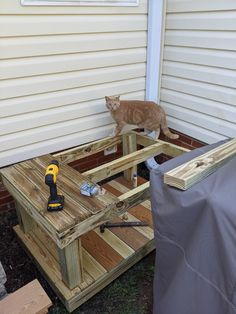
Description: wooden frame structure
xmin=0 ymin=131 xmax=188 ymax=312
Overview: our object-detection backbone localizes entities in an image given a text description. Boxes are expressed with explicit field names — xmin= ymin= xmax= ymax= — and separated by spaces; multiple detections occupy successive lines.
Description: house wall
xmin=0 ymin=0 xmax=148 ymax=167
xmin=160 ymin=0 xmax=236 ymax=144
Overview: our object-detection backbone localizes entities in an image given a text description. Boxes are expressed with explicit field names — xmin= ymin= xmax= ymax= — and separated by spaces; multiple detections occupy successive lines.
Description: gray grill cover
xmin=150 ymin=141 xmax=236 ymax=314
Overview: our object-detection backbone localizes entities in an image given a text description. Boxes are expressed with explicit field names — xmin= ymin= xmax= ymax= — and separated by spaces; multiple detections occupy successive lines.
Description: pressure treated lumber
xmin=133 ymin=131 xmax=190 ymax=156
xmin=84 ymin=142 xmax=164 ymax=183
xmin=53 ymin=136 xmax=122 ymax=165
xmin=122 ymin=133 xmax=137 ymax=185
xmin=58 ymin=239 xmax=83 ymax=289
xmin=0 ymin=133 xmax=187 ymax=312
xmin=0 ymin=279 xmax=52 ymax=314
xmin=164 ymin=138 xmax=236 ymax=190
xmin=15 ymin=201 xmax=36 ymax=234
xmin=118 ymin=182 xmax=150 ymax=210
xmin=31 ymin=154 xmax=118 ymax=214
xmin=0 ymin=155 xmax=124 ymax=249
xmin=13 ymin=176 xmax=155 ymax=313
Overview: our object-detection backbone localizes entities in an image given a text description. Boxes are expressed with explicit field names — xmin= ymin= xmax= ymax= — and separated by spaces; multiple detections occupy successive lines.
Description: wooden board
xmin=13 ymin=176 xmax=154 ymax=313
xmin=83 ymin=142 xmax=164 ymax=183
xmin=53 ymin=136 xmax=122 ymax=165
xmin=133 ymin=131 xmax=190 ymax=156
xmin=0 ymin=279 xmax=52 ymax=314
xmin=164 ymin=138 xmax=236 ymax=190
xmin=122 ymin=133 xmax=137 ymax=185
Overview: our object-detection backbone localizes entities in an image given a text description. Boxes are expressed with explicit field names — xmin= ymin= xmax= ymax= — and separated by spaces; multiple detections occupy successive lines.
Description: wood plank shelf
xmin=0 ymin=131 xmax=187 ymax=312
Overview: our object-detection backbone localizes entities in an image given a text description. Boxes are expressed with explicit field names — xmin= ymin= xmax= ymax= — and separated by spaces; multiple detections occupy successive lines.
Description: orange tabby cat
xmin=105 ymin=95 xmax=179 ymax=140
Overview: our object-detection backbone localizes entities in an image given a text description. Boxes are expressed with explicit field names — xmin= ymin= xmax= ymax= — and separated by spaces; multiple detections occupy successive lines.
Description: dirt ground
xmin=0 ymin=165 xmax=155 ymax=314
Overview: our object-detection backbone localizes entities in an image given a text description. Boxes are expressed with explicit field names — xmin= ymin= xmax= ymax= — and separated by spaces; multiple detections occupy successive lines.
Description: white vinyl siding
xmin=0 ymin=0 xmax=147 ymax=167
xmin=21 ymin=0 xmax=139 ymax=6
xmin=160 ymin=0 xmax=236 ymax=144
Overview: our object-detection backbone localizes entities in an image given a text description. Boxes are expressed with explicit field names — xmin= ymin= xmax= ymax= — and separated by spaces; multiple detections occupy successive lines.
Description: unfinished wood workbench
xmin=0 ymin=132 xmax=188 ymax=312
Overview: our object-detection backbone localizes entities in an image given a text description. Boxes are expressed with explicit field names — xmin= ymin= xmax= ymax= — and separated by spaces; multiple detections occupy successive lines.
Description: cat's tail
xmin=161 ymin=116 xmax=179 ymax=140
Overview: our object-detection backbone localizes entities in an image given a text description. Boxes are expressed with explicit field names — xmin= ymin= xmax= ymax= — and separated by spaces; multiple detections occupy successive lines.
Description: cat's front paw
xmin=109 ymin=129 xmax=116 ymax=137
xmin=109 ymin=128 xmax=120 ymax=137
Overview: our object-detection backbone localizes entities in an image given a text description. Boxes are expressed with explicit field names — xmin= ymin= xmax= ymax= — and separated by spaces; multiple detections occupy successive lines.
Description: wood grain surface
xmin=164 ymin=138 xmax=236 ymax=190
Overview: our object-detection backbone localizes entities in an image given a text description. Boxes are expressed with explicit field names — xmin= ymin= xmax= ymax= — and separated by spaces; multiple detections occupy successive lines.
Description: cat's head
xmin=105 ymin=96 xmax=120 ymax=111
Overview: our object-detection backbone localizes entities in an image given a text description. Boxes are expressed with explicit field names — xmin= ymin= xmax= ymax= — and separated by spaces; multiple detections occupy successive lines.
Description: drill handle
xmin=45 ymin=173 xmax=58 ymax=201
xmin=49 ymin=183 xmax=58 ymax=201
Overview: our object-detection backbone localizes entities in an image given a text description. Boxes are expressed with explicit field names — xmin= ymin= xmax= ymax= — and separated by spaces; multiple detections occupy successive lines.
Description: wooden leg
xmin=15 ymin=201 xmax=35 ymax=234
xmin=58 ymin=239 xmax=83 ymax=289
xmin=122 ymin=133 xmax=137 ymax=187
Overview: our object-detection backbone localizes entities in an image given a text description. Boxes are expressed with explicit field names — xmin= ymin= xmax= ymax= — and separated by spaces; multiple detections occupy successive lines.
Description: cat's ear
xmin=116 ymin=95 xmax=120 ymax=101
xmin=105 ymin=96 xmax=111 ymax=110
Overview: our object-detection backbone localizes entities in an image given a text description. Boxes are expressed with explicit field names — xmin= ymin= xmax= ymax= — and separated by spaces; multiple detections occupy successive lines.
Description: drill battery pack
xmin=47 ymin=194 xmax=64 ymax=212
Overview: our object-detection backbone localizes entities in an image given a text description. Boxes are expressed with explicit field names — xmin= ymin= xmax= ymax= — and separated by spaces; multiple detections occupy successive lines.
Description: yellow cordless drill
xmin=45 ymin=160 xmax=64 ymax=212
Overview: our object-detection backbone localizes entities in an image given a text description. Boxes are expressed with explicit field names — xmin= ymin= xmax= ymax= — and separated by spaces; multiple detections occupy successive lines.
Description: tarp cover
xmin=150 ymin=141 xmax=236 ymax=314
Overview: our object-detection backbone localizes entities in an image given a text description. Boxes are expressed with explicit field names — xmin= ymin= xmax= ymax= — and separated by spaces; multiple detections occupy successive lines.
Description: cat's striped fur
xmin=105 ymin=95 xmax=179 ymax=140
